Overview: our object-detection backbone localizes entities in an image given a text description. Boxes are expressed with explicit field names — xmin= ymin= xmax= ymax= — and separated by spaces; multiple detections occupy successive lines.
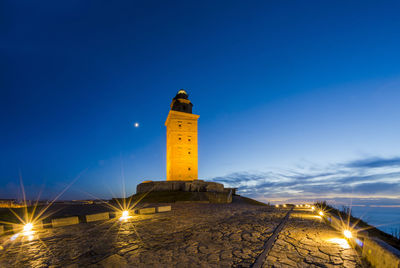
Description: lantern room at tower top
xmin=165 ymin=90 xmax=200 ymax=181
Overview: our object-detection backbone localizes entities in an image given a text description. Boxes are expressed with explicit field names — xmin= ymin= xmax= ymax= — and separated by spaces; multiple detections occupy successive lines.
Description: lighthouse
xmin=165 ymin=90 xmax=200 ymax=181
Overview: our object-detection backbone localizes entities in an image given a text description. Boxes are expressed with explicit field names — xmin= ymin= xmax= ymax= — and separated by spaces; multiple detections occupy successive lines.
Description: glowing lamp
xmin=23 ymin=223 xmax=33 ymax=232
xmin=343 ymin=229 xmax=352 ymax=239
xmin=283 ymin=204 xmax=287 ymax=208
xmin=311 ymin=206 xmax=315 ymax=211
xmin=22 ymin=222 xmax=35 ymax=240
xmin=275 ymin=204 xmax=279 ymax=208
xmin=119 ymin=210 xmax=132 ymax=222
xmin=319 ymin=211 xmax=324 ymax=216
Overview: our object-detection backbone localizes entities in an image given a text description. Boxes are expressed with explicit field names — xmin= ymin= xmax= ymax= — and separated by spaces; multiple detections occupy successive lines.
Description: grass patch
xmin=235 ymin=196 xmax=269 ymax=206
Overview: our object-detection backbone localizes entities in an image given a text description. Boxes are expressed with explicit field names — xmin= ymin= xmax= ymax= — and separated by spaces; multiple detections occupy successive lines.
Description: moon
xmin=134 ymin=122 xmax=139 ymax=128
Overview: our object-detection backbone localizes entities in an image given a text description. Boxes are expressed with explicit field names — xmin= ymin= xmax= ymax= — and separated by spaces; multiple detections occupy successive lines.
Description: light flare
xmin=343 ymin=229 xmax=352 ymax=239
xmin=119 ymin=210 xmax=133 ymax=222
xmin=23 ymin=223 xmax=33 ymax=232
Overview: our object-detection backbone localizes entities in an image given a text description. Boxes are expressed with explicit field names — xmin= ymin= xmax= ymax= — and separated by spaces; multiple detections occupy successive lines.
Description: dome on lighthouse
xmin=171 ymin=89 xmax=193 ymax=113
xmin=174 ymin=89 xmax=189 ymax=100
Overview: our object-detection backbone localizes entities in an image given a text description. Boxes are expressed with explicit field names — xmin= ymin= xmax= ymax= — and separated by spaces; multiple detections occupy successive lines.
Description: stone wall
xmin=362 ymin=236 xmax=400 ymax=268
xmin=327 ymin=214 xmax=400 ymax=268
xmin=136 ymin=180 xmax=225 ymax=194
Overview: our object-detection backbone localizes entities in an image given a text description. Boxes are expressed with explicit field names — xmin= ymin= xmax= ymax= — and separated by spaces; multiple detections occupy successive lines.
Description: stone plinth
xmin=137 ymin=207 xmax=156 ymax=214
xmin=136 ymin=180 xmax=225 ymax=194
xmin=86 ymin=212 xmax=110 ymax=223
xmin=52 ymin=216 xmax=79 ymax=228
xmin=157 ymin=206 xmax=172 ymax=212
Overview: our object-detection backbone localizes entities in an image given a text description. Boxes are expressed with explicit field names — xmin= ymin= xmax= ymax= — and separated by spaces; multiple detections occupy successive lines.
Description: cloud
xmin=346 ymin=157 xmax=400 ymax=168
xmin=209 ymin=156 xmax=400 ymax=204
xmin=347 ymin=182 xmax=400 ymax=195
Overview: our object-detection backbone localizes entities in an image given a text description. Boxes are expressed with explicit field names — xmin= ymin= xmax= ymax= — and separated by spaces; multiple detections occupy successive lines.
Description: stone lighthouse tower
xmin=165 ymin=90 xmax=200 ymax=181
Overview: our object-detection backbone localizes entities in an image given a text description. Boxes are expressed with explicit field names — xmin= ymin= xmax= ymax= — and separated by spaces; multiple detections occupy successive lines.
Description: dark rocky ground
xmin=0 ymin=197 xmax=364 ymax=267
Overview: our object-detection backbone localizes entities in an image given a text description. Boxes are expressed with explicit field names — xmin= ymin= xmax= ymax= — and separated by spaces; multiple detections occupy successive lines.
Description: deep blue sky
xmin=1 ymin=1 xmax=400 ymax=204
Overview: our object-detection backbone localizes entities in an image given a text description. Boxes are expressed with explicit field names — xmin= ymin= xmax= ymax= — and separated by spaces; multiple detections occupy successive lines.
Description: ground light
xmin=12 ymin=222 xmax=36 ymax=241
xmin=343 ymin=229 xmax=353 ymax=239
xmin=119 ymin=210 xmax=133 ymax=222
xmin=275 ymin=204 xmax=279 ymax=208
xmin=327 ymin=238 xmax=351 ymax=249
xmin=23 ymin=223 xmax=33 ymax=233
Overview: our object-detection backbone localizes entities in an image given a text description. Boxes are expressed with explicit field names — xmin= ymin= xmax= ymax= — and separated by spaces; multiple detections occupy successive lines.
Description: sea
xmin=336 ymin=205 xmax=400 ymax=236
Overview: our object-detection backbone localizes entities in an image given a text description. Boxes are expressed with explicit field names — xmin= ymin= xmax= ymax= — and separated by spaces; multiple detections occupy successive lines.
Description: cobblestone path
xmin=0 ymin=201 xmax=364 ymax=267
xmin=264 ymin=210 xmax=364 ymax=268
xmin=0 ymin=201 xmax=285 ymax=267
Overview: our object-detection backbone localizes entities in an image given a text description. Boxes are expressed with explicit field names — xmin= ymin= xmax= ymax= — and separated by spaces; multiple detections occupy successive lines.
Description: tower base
xmin=135 ymin=180 xmax=236 ymax=204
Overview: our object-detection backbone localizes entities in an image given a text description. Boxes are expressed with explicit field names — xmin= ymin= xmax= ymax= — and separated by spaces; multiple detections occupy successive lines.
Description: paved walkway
xmin=264 ymin=210 xmax=364 ymax=268
xmin=0 ymin=201 xmax=364 ymax=267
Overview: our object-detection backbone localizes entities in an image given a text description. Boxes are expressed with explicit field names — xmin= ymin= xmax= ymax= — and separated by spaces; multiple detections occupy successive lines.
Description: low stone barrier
xmin=362 ymin=236 xmax=400 ymax=268
xmin=52 ymin=216 xmax=79 ymax=228
xmin=137 ymin=207 xmax=156 ymax=214
xmin=86 ymin=212 xmax=110 ymax=222
xmin=325 ymin=214 xmax=400 ymax=268
xmin=157 ymin=206 xmax=171 ymax=213
xmin=0 ymin=206 xmax=173 ymax=236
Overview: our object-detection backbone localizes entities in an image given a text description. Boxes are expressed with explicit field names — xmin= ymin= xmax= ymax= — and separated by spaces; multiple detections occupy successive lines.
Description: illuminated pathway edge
xmin=262 ymin=209 xmax=364 ymax=267
xmin=0 ymin=198 xmax=365 ymax=267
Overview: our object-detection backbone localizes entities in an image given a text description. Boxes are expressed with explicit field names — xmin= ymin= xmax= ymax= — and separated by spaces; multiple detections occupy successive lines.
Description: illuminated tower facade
xmin=165 ymin=90 xmax=199 ymax=181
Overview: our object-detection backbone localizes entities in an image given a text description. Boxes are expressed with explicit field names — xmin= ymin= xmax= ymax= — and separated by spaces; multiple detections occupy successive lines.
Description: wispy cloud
xmin=346 ymin=157 xmax=400 ymax=168
xmin=209 ymin=156 xmax=400 ymax=204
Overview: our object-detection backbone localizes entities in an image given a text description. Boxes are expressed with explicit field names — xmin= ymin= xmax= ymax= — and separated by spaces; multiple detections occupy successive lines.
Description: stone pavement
xmin=264 ymin=210 xmax=365 ymax=268
xmin=0 ymin=201 xmax=365 ymax=267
